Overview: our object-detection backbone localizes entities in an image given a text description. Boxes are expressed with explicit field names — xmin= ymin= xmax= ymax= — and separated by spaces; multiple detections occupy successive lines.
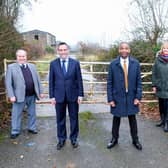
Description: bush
xmin=45 ymin=46 xmax=55 ymax=54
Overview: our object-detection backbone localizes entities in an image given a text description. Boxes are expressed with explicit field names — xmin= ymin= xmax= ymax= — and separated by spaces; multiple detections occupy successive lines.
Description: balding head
xmin=16 ymin=49 xmax=27 ymax=64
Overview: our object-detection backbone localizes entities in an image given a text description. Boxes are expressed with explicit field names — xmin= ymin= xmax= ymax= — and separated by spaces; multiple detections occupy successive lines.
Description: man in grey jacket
xmin=5 ymin=49 xmax=43 ymax=139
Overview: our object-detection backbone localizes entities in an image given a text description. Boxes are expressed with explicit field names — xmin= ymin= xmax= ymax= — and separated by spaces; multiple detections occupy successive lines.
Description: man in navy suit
xmin=107 ymin=42 xmax=142 ymax=150
xmin=49 ymin=42 xmax=84 ymax=150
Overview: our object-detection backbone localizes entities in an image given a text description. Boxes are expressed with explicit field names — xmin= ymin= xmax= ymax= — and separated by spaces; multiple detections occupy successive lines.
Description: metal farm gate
xmin=3 ymin=59 xmax=156 ymax=104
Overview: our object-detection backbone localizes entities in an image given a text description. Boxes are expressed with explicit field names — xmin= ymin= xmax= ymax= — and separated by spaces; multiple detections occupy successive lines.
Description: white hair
xmin=16 ymin=49 xmax=27 ymax=57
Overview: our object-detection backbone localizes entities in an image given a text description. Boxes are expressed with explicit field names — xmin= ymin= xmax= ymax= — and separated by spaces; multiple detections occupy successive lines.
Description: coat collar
xmin=115 ymin=56 xmax=135 ymax=76
xmin=115 ymin=56 xmax=134 ymax=65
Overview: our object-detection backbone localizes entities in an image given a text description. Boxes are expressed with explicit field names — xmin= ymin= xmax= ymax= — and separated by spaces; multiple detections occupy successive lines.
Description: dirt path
xmin=0 ymin=113 xmax=167 ymax=168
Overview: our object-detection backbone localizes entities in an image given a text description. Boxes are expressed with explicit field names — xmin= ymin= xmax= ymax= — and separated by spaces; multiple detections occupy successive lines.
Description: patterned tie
xmin=62 ymin=60 xmax=66 ymax=75
xmin=123 ymin=60 xmax=128 ymax=91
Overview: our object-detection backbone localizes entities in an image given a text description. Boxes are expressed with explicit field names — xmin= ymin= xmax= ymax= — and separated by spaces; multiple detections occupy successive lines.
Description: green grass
xmin=77 ymin=54 xmax=100 ymax=62
xmin=31 ymin=54 xmax=55 ymax=78
xmin=36 ymin=63 xmax=49 ymax=72
xmin=36 ymin=54 xmax=55 ymax=71
xmin=0 ymin=129 xmax=9 ymax=143
xmin=79 ymin=111 xmax=96 ymax=135
xmin=0 ymin=133 xmax=6 ymax=143
xmin=79 ymin=111 xmax=95 ymax=122
xmin=79 ymin=111 xmax=107 ymax=151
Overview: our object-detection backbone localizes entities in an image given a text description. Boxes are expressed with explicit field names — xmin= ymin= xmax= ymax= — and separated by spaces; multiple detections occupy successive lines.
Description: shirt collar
xmin=19 ymin=63 xmax=27 ymax=67
xmin=120 ymin=56 xmax=129 ymax=63
xmin=60 ymin=57 xmax=69 ymax=62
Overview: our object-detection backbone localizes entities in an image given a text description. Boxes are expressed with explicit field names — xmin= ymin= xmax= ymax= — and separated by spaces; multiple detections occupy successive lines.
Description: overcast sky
xmin=18 ymin=0 xmax=131 ymax=47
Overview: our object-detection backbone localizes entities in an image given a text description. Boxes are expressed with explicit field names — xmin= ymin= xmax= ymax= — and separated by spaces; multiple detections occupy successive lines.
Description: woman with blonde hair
xmin=152 ymin=42 xmax=168 ymax=132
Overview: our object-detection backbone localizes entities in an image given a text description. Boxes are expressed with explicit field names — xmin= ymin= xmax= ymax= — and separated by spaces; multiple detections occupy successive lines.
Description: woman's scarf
xmin=159 ymin=53 xmax=168 ymax=63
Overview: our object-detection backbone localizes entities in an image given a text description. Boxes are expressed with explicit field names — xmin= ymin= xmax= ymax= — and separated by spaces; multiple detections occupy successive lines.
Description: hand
xmin=51 ymin=98 xmax=56 ymax=105
xmin=134 ymin=99 xmax=140 ymax=105
xmin=109 ymin=101 xmax=116 ymax=107
xmin=152 ymin=87 xmax=157 ymax=93
xmin=10 ymin=96 xmax=16 ymax=103
xmin=77 ymin=97 xmax=83 ymax=104
xmin=40 ymin=94 xmax=45 ymax=99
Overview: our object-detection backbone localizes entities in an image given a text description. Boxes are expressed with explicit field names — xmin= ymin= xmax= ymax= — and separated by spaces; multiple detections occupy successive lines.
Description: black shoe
xmin=164 ymin=121 xmax=168 ymax=132
xmin=71 ymin=140 xmax=78 ymax=148
xmin=156 ymin=120 xmax=164 ymax=127
xmin=28 ymin=130 xmax=38 ymax=134
xmin=107 ymin=138 xmax=118 ymax=149
xmin=132 ymin=140 xmax=142 ymax=150
xmin=10 ymin=133 xmax=19 ymax=139
xmin=57 ymin=141 xmax=65 ymax=150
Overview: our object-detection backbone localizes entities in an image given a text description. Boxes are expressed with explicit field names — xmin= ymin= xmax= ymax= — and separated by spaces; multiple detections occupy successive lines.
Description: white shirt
xmin=19 ymin=63 xmax=27 ymax=68
xmin=60 ymin=58 xmax=69 ymax=72
xmin=120 ymin=57 xmax=129 ymax=72
xmin=120 ymin=57 xmax=129 ymax=92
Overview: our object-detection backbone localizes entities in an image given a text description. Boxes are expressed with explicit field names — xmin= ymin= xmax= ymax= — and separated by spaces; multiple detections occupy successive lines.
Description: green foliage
xmin=45 ymin=46 xmax=55 ymax=54
xmin=0 ymin=0 xmax=35 ymax=129
xmin=106 ymin=44 xmax=119 ymax=61
xmin=130 ymin=40 xmax=157 ymax=63
xmin=0 ymin=18 xmax=23 ymax=78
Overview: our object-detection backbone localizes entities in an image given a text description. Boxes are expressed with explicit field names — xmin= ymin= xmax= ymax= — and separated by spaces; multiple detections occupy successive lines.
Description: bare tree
xmin=0 ymin=0 xmax=32 ymax=23
xmin=0 ymin=0 xmax=36 ymax=77
xmin=129 ymin=0 xmax=168 ymax=46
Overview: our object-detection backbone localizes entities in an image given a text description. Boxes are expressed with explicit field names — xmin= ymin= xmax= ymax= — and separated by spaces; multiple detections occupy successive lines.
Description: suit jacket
xmin=49 ymin=57 xmax=84 ymax=103
xmin=107 ymin=56 xmax=142 ymax=117
xmin=5 ymin=62 xmax=43 ymax=102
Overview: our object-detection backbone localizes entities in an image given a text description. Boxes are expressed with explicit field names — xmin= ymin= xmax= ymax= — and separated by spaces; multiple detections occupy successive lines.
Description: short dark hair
xmin=57 ymin=42 xmax=69 ymax=49
xmin=119 ymin=42 xmax=130 ymax=49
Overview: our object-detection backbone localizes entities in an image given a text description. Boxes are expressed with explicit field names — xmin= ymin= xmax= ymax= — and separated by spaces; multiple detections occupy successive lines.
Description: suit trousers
xmin=11 ymin=95 xmax=36 ymax=134
xmin=112 ymin=115 xmax=139 ymax=141
xmin=55 ymin=96 xmax=79 ymax=142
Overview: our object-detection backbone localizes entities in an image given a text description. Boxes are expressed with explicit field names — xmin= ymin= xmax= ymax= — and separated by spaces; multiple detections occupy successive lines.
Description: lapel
xmin=56 ymin=58 xmax=64 ymax=76
xmin=115 ymin=56 xmax=123 ymax=71
xmin=15 ymin=63 xmax=25 ymax=82
xmin=66 ymin=58 xmax=73 ymax=77
xmin=128 ymin=56 xmax=134 ymax=79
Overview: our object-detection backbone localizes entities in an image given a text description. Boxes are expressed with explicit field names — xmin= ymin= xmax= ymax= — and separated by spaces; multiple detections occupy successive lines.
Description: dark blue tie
xmin=21 ymin=64 xmax=26 ymax=69
xmin=62 ymin=60 xmax=66 ymax=75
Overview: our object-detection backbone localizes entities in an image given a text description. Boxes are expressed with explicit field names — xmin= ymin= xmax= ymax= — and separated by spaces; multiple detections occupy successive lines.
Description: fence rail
xmin=3 ymin=59 xmax=157 ymax=104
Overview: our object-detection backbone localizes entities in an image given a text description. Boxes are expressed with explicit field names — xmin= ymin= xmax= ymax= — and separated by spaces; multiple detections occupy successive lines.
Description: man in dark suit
xmin=5 ymin=49 xmax=43 ymax=139
xmin=49 ymin=42 xmax=84 ymax=150
xmin=107 ymin=42 xmax=142 ymax=150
